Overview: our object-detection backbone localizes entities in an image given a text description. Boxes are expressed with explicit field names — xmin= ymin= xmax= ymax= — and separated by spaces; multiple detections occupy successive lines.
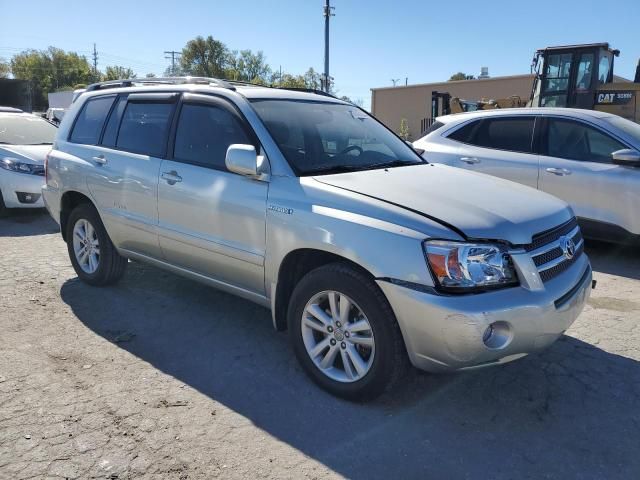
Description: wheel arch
xmin=59 ymin=190 xmax=95 ymax=242
xmin=272 ymin=248 xmax=376 ymax=331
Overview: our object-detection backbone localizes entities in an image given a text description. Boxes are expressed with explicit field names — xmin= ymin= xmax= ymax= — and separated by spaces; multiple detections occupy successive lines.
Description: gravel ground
xmin=0 ymin=210 xmax=639 ymax=480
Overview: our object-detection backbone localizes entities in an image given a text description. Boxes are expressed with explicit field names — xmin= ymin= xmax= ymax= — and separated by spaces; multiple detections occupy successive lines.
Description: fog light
xmin=482 ymin=321 xmax=512 ymax=350
xmin=16 ymin=192 xmax=41 ymax=204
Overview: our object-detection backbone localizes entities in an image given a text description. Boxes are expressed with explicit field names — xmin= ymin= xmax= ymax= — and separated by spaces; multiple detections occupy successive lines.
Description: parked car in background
xmin=0 ymin=110 xmax=57 ymax=216
xmin=44 ymin=78 xmax=592 ymax=400
xmin=45 ymin=107 xmax=66 ymax=125
xmin=414 ymin=108 xmax=640 ymax=243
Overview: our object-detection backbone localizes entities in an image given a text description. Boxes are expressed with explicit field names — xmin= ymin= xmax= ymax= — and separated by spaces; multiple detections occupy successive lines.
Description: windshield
xmin=605 ymin=115 xmax=640 ymax=147
xmin=250 ymin=99 xmax=425 ymax=175
xmin=0 ymin=115 xmax=58 ymax=145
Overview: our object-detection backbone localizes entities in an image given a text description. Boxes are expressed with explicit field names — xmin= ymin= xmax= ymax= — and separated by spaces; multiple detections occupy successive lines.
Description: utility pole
xmin=322 ymin=0 xmax=334 ymax=92
xmin=92 ymin=43 xmax=99 ymax=82
xmin=164 ymin=50 xmax=181 ymax=76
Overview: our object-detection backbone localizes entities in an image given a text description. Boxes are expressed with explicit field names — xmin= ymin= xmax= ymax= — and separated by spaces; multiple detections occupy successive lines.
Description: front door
xmin=157 ymin=94 xmax=268 ymax=294
xmin=538 ymin=116 xmax=637 ymax=235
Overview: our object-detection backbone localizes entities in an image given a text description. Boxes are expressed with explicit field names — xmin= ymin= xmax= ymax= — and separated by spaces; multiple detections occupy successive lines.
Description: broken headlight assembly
xmin=424 ymin=240 xmax=518 ymax=292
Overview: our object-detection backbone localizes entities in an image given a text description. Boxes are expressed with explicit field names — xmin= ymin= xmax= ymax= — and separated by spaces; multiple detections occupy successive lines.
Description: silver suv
xmin=43 ymin=77 xmax=593 ymax=400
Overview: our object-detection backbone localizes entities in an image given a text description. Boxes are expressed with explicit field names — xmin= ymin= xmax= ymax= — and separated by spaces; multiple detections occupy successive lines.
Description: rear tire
xmin=66 ymin=203 xmax=127 ymax=286
xmin=288 ymin=262 xmax=409 ymax=401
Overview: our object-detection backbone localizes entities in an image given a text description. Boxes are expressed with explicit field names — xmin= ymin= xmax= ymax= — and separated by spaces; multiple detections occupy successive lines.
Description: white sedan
xmin=414 ymin=108 xmax=640 ymax=243
xmin=0 ymin=109 xmax=57 ymax=216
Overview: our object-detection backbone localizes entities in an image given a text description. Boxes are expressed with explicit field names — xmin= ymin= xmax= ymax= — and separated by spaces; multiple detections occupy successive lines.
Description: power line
xmin=164 ymin=50 xmax=181 ymax=76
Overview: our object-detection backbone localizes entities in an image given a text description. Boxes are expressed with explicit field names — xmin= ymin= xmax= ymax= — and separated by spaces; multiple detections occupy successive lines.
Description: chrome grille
xmin=526 ymin=218 xmax=584 ymax=283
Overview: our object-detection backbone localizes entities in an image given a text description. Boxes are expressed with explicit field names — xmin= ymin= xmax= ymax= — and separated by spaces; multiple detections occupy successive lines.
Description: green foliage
xmin=0 ymin=58 xmax=10 ymax=78
xmin=399 ymin=118 xmax=410 ymax=140
xmin=180 ymin=35 xmax=229 ymax=78
xmin=449 ymin=72 xmax=475 ymax=81
xmin=227 ymin=50 xmax=270 ymax=82
xmin=102 ymin=66 xmax=136 ymax=81
xmin=10 ymin=47 xmax=94 ymax=108
xmin=145 ymin=72 xmax=157 ymax=78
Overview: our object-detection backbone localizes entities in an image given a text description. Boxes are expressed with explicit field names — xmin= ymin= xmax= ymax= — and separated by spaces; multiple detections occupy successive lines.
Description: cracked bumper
xmin=377 ymin=254 xmax=592 ymax=373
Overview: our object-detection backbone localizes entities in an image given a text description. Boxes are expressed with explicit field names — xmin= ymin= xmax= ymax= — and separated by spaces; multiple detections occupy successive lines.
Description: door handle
xmin=545 ymin=167 xmax=572 ymax=176
xmin=161 ymin=170 xmax=182 ymax=184
xmin=459 ymin=157 xmax=480 ymax=164
xmin=92 ymin=155 xmax=107 ymax=165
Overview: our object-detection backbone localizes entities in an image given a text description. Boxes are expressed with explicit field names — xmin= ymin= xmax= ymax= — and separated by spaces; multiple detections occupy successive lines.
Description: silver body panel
xmin=415 ymin=107 xmax=640 ymax=235
xmin=44 ymin=87 xmax=591 ymax=373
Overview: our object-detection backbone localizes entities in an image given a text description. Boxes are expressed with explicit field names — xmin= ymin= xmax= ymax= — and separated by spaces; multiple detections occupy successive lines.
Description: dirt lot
xmin=0 ymin=210 xmax=639 ymax=480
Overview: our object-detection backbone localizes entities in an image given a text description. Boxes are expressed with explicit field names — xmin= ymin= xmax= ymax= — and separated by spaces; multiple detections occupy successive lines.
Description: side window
xmin=449 ymin=117 xmax=535 ymax=154
xmin=546 ymin=118 xmax=625 ymax=162
xmin=116 ymin=101 xmax=174 ymax=157
xmin=101 ymin=96 xmax=128 ymax=147
xmin=69 ymin=95 xmax=116 ymax=144
xmin=447 ymin=120 xmax=481 ymax=143
xmin=173 ymin=103 xmax=252 ymax=170
xmin=474 ymin=117 xmax=535 ymax=153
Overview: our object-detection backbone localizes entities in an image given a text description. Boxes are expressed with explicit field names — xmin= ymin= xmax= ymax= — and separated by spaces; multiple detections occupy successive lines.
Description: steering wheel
xmin=338 ymin=145 xmax=363 ymax=156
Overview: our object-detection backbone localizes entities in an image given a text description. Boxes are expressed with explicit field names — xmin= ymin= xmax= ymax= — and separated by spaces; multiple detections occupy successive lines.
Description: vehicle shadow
xmin=60 ymin=261 xmax=640 ymax=479
xmin=585 ymin=239 xmax=640 ymax=281
xmin=0 ymin=209 xmax=59 ymax=237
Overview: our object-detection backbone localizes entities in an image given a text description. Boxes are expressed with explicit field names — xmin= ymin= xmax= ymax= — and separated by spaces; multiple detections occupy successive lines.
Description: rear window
xmin=116 ymin=102 xmax=174 ymax=157
xmin=0 ymin=115 xmax=57 ymax=145
xmin=69 ymin=95 xmax=116 ymax=144
xmin=423 ymin=121 xmax=445 ymax=135
xmin=448 ymin=117 xmax=535 ymax=153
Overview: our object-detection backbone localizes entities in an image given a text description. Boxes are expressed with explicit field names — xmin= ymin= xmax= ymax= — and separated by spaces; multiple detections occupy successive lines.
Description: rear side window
xmin=101 ymin=96 xmax=128 ymax=147
xmin=448 ymin=117 xmax=535 ymax=153
xmin=69 ymin=95 xmax=116 ymax=144
xmin=173 ymin=103 xmax=252 ymax=170
xmin=423 ymin=121 xmax=445 ymax=136
xmin=116 ymin=102 xmax=174 ymax=157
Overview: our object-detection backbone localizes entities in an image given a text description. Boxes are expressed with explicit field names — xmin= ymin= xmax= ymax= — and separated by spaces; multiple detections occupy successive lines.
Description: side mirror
xmin=226 ymin=144 xmax=258 ymax=176
xmin=611 ymin=149 xmax=640 ymax=167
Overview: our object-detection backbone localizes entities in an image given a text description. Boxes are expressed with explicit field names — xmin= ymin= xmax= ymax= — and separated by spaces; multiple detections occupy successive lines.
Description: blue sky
xmin=1 ymin=0 xmax=639 ymax=109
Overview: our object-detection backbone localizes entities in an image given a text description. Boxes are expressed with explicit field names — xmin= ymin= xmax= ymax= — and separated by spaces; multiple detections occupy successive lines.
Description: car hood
xmin=0 ymin=144 xmax=51 ymax=164
xmin=313 ymin=163 xmax=572 ymax=245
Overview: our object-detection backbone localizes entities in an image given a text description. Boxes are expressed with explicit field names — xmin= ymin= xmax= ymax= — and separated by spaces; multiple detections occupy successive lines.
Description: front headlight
xmin=424 ymin=240 xmax=518 ymax=292
xmin=0 ymin=157 xmax=43 ymax=175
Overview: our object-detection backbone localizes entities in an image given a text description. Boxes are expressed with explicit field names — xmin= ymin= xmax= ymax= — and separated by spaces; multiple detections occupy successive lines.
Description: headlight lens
xmin=0 ymin=157 xmax=44 ymax=175
xmin=424 ymin=240 xmax=518 ymax=292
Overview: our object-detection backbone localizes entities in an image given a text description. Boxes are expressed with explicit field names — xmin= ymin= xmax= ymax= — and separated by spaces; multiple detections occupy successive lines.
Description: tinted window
xmin=69 ymin=95 xmax=116 ymax=144
xmin=101 ymin=96 xmax=127 ymax=147
xmin=173 ymin=103 xmax=252 ymax=170
xmin=424 ymin=121 xmax=444 ymax=135
xmin=547 ymin=118 xmax=626 ymax=162
xmin=449 ymin=117 xmax=535 ymax=153
xmin=116 ymin=102 xmax=174 ymax=157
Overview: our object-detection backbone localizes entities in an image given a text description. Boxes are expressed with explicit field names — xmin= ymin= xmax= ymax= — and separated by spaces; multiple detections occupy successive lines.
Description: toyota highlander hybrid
xmin=43 ymin=77 xmax=593 ymax=400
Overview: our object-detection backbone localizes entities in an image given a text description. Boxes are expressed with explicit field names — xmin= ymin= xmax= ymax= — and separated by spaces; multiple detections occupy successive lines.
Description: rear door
xmin=538 ymin=116 xmax=637 ymax=234
xmin=444 ymin=116 xmax=540 ymax=188
xmin=157 ymin=93 xmax=268 ymax=294
xmin=85 ymin=92 xmax=178 ymax=258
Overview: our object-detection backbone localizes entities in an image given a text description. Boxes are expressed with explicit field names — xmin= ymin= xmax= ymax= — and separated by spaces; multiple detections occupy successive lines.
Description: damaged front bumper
xmin=377 ymin=254 xmax=592 ymax=373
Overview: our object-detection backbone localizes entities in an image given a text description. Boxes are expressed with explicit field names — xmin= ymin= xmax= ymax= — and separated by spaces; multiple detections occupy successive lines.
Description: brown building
xmin=371 ymin=74 xmax=535 ymax=139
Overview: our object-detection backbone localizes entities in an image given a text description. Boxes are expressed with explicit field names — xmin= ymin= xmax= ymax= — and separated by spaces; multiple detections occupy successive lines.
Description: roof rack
xmin=225 ymin=80 xmax=340 ymax=100
xmin=85 ymin=76 xmax=236 ymax=92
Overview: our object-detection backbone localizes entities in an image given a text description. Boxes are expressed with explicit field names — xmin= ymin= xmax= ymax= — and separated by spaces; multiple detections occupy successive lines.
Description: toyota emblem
xmin=561 ymin=236 xmax=576 ymax=260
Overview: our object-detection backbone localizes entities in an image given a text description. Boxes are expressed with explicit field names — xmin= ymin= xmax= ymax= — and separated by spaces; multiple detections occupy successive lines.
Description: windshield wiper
xmin=305 ymin=159 xmax=422 ymax=176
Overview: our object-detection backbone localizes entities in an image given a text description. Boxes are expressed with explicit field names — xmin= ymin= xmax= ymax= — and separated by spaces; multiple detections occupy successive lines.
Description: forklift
xmin=529 ymin=43 xmax=640 ymax=122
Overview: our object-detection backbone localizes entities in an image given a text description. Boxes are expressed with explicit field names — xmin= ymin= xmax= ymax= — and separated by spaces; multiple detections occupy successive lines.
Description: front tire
xmin=66 ymin=203 xmax=127 ymax=286
xmin=288 ymin=263 xmax=408 ymax=401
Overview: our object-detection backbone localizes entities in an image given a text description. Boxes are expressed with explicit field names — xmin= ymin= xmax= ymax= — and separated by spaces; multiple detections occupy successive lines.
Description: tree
xmin=449 ymin=72 xmax=475 ymax=81
xmin=180 ymin=35 xmax=229 ymax=77
xmin=0 ymin=58 xmax=10 ymax=78
xmin=145 ymin=72 xmax=157 ymax=78
xmin=102 ymin=66 xmax=136 ymax=81
xmin=339 ymin=95 xmax=364 ymax=107
xmin=227 ymin=49 xmax=270 ymax=83
xmin=10 ymin=47 xmax=93 ymax=108
xmin=399 ymin=118 xmax=410 ymax=140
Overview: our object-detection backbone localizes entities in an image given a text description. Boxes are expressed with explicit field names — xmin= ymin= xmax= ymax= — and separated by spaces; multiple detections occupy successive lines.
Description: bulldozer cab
xmin=530 ymin=43 xmax=618 ymax=109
